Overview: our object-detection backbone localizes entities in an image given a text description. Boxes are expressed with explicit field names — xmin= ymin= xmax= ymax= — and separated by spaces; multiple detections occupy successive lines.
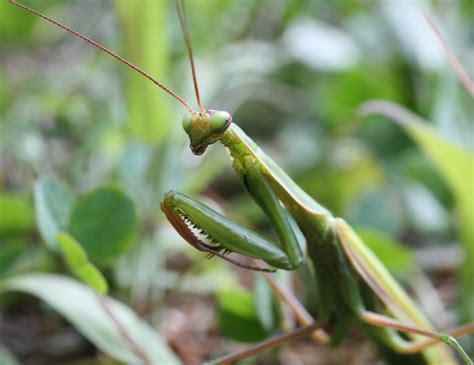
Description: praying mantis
xmin=10 ymin=1 xmax=474 ymax=364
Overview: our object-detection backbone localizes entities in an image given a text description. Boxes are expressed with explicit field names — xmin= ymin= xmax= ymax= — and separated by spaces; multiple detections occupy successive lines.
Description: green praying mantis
xmin=10 ymin=0 xmax=474 ymax=364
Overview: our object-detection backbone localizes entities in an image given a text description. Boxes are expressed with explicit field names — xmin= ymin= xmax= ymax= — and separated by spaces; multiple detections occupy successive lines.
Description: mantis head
xmin=182 ymin=110 xmax=232 ymax=155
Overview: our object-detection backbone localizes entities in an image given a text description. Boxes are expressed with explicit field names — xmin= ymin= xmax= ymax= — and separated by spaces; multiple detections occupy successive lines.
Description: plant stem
xmin=98 ymin=294 xmax=152 ymax=365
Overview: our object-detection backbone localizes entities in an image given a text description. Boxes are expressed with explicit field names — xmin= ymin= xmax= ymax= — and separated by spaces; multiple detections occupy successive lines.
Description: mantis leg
xmin=243 ymin=168 xmax=303 ymax=269
xmin=161 ymin=188 xmax=300 ymax=270
xmin=259 ymin=269 xmax=330 ymax=344
xmin=361 ymin=311 xmax=474 ymax=363
xmin=333 ymin=219 xmax=473 ymax=364
xmin=207 ymin=322 xmax=321 ymax=365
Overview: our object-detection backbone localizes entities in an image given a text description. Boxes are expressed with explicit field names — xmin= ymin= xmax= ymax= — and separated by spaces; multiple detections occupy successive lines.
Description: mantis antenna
xmin=9 ymin=0 xmax=194 ymax=113
xmin=176 ymin=0 xmax=204 ymax=112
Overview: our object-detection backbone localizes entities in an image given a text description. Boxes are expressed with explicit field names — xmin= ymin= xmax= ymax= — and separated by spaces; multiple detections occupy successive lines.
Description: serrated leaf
xmin=34 ymin=177 xmax=74 ymax=251
xmin=68 ymin=186 xmax=137 ymax=266
xmin=57 ymin=232 xmax=108 ymax=294
xmin=0 ymin=274 xmax=181 ymax=365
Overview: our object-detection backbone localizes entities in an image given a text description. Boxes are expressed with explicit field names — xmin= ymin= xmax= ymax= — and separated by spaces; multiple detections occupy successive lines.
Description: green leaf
xmin=360 ymin=100 xmax=474 ymax=320
xmin=0 ymin=345 xmax=19 ymax=365
xmin=68 ymin=186 xmax=137 ymax=266
xmin=57 ymin=232 xmax=88 ymax=266
xmin=0 ymin=242 xmax=26 ymax=277
xmin=0 ymin=0 xmax=37 ymax=41
xmin=73 ymin=264 xmax=108 ymax=295
xmin=216 ymin=287 xmax=271 ymax=343
xmin=0 ymin=194 xmax=34 ymax=235
xmin=0 ymin=274 xmax=181 ymax=365
xmin=57 ymin=232 xmax=108 ymax=295
xmin=34 ymin=177 xmax=74 ymax=252
xmin=356 ymin=228 xmax=414 ymax=276
xmin=348 ymin=190 xmax=402 ymax=237
xmin=217 ymin=309 xmax=269 ymax=343
xmin=217 ymin=288 xmax=255 ymax=320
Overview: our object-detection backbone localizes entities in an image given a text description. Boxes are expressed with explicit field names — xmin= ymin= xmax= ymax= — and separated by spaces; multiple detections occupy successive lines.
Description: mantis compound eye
xmin=209 ymin=110 xmax=232 ymax=134
xmin=182 ymin=112 xmax=193 ymax=133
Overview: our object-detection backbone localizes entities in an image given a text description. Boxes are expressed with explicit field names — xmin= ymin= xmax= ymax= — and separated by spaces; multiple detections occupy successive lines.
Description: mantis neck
xmin=219 ymin=124 xmax=333 ymax=236
xmin=220 ymin=125 xmax=252 ymax=159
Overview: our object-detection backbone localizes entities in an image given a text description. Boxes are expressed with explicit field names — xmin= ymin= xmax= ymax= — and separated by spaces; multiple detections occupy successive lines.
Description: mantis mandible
xmin=10 ymin=1 xmax=474 ymax=364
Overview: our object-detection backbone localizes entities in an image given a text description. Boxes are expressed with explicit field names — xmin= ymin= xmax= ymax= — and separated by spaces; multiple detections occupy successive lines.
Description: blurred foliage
xmin=114 ymin=0 xmax=171 ymax=142
xmin=57 ymin=232 xmax=108 ymax=294
xmin=0 ymin=345 xmax=19 ymax=365
xmin=68 ymin=186 xmax=136 ymax=266
xmin=0 ymin=0 xmax=472 ymax=364
xmin=34 ymin=177 xmax=74 ymax=251
xmin=217 ymin=286 xmax=278 ymax=343
xmin=0 ymin=274 xmax=180 ymax=364
xmin=360 ymin=99 xmax=474 ymax=329
xmin=0 ymin=193 xmax=34 ymax=235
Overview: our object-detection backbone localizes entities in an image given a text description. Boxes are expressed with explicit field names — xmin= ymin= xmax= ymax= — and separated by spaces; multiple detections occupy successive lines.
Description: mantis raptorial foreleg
xmin=244 ymin=168 xmax=304 ymax=268
xmin=161 ymin=190 xmax=301 ymax=271
xmin=164 ymin=190 xmax=474 ymax=364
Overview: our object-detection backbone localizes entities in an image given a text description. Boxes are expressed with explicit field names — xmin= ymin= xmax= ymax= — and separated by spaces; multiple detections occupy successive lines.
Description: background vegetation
xmin=0 ymin=0 xmax=472 ymax=364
